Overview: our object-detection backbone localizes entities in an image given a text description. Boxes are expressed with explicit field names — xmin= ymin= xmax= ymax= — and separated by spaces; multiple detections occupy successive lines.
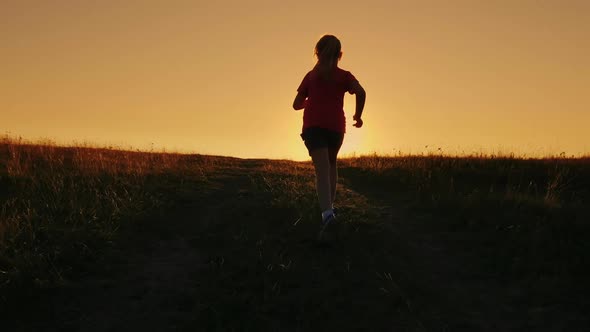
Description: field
xmin=1 ymin=137 xmax=589 ymax=331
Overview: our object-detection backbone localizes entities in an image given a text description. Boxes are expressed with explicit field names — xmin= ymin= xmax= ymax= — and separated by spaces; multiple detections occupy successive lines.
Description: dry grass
xmin=340 ymin=153 xmax=590 ymax=277
xmin=1 ymin=137 xmax=589 ymax=330
xmin=0 ymin=136 xmax=210 ymax=291
xmin=341 ymin=152 xmax=589 ymax=208
xmin=2 ymin=136 xmax=588 ymax=287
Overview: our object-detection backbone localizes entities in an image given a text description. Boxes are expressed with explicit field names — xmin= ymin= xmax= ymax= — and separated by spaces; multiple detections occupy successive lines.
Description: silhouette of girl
xmin=293 ymin=34 xmax=366 ymax=238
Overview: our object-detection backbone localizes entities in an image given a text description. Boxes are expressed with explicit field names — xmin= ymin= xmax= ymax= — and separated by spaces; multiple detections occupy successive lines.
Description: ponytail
xmin=314 ymin=35 xmax=342 ymax=80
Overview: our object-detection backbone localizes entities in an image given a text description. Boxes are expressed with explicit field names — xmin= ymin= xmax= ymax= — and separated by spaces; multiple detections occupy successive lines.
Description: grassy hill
xmin=1 ymin=138 xmax=589 ymax=331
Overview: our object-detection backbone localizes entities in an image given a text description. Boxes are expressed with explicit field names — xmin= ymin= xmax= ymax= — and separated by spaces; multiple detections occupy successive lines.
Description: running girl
xmin=292 ymin=34 xmax=366 ymax=238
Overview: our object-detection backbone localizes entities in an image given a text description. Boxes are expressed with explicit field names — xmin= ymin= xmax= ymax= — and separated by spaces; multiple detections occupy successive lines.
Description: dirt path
xmin=29 ymin=194 xmax=219 ymax=331
xmin=15 ymin=162 xmax=588 ymax=331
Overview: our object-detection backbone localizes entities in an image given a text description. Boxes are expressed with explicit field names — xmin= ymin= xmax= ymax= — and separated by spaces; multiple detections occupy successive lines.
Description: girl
xmin=292 ymin=34 xmax=366 ymax=238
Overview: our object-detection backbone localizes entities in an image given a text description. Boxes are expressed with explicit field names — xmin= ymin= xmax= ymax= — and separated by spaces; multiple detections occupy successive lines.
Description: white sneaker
xmin=317 ymin=213 xmax=336 ymax=240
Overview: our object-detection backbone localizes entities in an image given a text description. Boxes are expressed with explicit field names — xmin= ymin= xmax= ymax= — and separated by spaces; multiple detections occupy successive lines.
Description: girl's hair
xmin=314 ymin=35 xmax=341 ymax=67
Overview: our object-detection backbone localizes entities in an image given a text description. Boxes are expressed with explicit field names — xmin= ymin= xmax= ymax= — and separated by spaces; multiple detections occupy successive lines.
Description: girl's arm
xmin=350 ymin=81 xmax=366 ymax=128
xmin=292 ymin=91 xmax=307 ymax=110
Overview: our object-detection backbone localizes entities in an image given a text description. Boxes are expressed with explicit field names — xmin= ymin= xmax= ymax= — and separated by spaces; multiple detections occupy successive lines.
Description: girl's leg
xmin=328 ymin=147 xmax=339 ymax=207
xmin=310 ymin=148 xmax=332 ymax=214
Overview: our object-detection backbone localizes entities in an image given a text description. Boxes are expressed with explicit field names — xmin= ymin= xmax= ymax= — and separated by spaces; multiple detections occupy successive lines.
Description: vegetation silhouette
xmin=1 ymin=136 xmax=589 ymax=330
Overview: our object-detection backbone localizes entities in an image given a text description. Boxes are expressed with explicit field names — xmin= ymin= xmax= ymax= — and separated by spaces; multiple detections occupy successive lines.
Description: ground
xmin=3 ymin=156 xmax=589 ymax=331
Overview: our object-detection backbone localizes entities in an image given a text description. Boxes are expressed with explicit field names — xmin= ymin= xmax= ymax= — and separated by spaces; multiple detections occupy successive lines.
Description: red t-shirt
xmin=297 ymin=67 xmax=357 ymax=133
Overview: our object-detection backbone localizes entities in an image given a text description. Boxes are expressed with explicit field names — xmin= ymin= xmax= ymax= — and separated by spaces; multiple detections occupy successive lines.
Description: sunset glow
xmin=2 ymin=1 xmax=589 ymax=160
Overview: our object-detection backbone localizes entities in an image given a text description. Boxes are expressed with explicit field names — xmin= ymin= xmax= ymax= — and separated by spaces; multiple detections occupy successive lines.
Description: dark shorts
xmin=300 ymin=127 xmax=344 ymax=156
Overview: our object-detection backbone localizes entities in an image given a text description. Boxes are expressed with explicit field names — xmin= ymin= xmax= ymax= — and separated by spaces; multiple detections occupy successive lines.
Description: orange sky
xmin=2 ymin=0 xmax=589 ymax=160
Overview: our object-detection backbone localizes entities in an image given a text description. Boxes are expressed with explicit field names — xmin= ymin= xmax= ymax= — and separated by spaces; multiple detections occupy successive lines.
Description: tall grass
xmin=340 ymin=153 xmax=590 ymax=277
xmin=2 ymin=135 xmax=588 ymax=315
xmin=0 ymin=136 xmax=203 ymax=295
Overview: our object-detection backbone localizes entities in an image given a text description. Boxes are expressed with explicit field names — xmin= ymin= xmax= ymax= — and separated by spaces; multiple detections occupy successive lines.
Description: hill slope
xmin=1 ymin=142 xmax=589 ymax=331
